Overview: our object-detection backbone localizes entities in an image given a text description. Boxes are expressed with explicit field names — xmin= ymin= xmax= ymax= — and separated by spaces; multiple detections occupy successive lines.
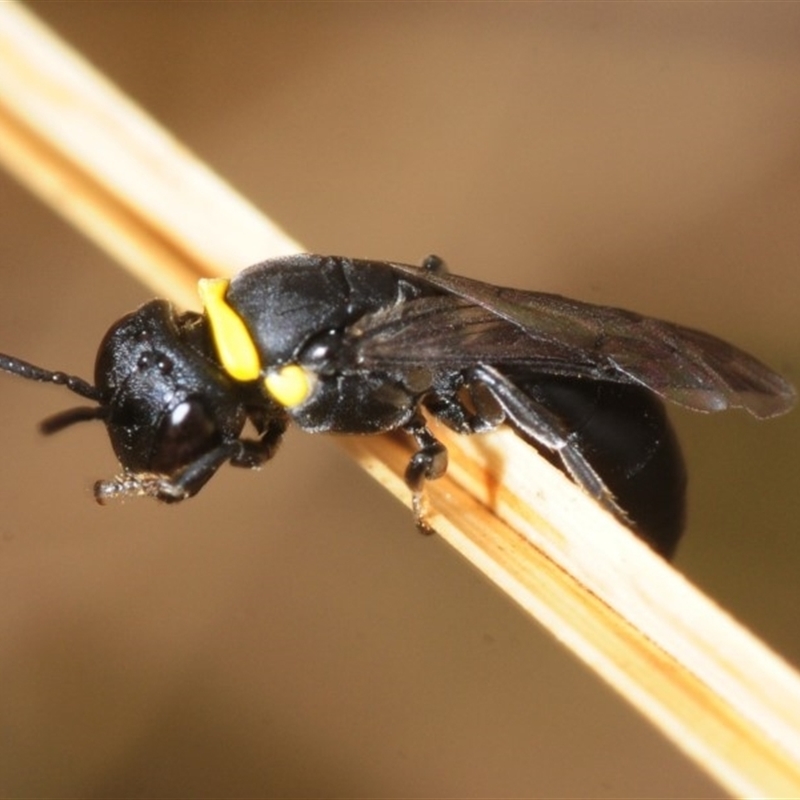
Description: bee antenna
xmin=39 ymin=405 xmax=108 ymax=435
xmin=0 ymin=352 xmax=102 ymax=402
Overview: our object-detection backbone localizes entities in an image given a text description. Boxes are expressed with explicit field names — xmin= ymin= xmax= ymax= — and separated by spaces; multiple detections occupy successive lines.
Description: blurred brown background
xmin=1 ymin=3 xmax=799 ymax=797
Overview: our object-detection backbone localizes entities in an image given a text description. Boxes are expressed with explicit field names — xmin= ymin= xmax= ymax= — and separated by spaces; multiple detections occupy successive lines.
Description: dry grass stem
xmin=1 ymin=3 xmax=799 ymax=795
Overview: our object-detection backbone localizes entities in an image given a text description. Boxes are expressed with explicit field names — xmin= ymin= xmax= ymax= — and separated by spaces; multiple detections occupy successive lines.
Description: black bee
xmin=0 ymin=254 xmax=794 ymax=557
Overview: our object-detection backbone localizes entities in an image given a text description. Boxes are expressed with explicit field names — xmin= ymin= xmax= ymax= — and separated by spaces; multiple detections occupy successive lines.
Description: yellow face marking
xmin=198 ymin=278 xmax=261 ymax=382
xmin=264 ymin=365 xmax=314 ymax=408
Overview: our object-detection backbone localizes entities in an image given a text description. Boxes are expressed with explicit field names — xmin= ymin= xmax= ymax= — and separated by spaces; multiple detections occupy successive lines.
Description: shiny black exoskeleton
xmin=0 ymin=254 xmax=794 ymax=557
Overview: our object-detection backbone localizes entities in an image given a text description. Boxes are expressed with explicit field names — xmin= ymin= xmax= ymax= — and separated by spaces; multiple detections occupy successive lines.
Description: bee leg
xmin=470 ymin=365 xmax=631 ymax=524
xmin=228 ymin=412 xmax=287 ymax=469
xmin=94 ymin=439 xmax=250 ymax=504
xmin=402 ymin=412 xmax=449 ymax=534
xmin=426 ymin=379 xmax=504 ymax=434
xmin=94 ymin=417 xmax=288 ymax=504
xmin=421 ymin=254 xmax=448 ymax=274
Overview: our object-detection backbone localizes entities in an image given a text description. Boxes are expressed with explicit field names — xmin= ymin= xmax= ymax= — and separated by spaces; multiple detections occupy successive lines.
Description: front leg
xmin=228 ymin=411 xmax=287 ymax=469
xmin=94 ymin=438 xmax=258 ymax=504
xmin=95 ymin=414 xmax=289 ymax=503
xmin=402 ymin=412 xmax=448 ymax=534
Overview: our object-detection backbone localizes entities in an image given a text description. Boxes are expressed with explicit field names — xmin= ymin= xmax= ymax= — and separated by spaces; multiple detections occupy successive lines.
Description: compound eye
xmin=150 ymin=399 xmax=221 ymax=474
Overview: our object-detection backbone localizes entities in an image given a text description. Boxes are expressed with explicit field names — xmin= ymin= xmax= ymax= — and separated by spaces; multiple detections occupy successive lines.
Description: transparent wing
xmin=349 ymin=265 xmax=795 ymax=419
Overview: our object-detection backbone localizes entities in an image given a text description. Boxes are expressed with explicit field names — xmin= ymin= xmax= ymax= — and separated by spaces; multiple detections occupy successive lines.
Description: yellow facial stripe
xmin=264 ymin=365 xmax=314 ymax=408
xmin=198 ymin=278 xmax=261 ymax=382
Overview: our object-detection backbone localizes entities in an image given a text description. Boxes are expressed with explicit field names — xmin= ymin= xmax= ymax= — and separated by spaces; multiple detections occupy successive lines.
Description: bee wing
xmin=350 ymin=265 xmax=795 ymax=419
